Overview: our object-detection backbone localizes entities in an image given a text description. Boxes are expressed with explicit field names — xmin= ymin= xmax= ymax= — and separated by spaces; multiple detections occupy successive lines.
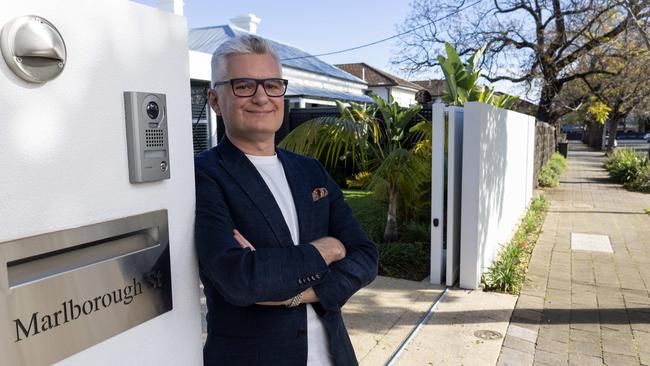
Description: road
xmin=616 ymin=139 xmax=650 ymax=155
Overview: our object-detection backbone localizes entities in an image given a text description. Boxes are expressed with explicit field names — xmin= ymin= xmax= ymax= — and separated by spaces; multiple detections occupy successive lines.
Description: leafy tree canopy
xmin=394 ymin=0 xmax=650 ymax=126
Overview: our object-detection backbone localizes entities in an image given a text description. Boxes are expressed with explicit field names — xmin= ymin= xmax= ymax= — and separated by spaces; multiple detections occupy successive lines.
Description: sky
xmin=131 ymin=0 xmax=423 ymax=80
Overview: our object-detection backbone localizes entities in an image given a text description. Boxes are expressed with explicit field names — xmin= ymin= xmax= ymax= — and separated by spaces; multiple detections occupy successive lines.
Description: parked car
xmin=644 ymin=132 xmax=650 ymax=142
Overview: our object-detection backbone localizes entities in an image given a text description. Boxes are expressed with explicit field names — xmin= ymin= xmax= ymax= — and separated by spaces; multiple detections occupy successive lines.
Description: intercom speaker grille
xmin=145 ymin=129 xmax=165 ymax=148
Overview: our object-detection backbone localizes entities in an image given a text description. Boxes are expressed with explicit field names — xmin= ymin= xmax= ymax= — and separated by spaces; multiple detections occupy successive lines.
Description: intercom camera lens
xmin=146 ymin=101 xmax=160 ymax=119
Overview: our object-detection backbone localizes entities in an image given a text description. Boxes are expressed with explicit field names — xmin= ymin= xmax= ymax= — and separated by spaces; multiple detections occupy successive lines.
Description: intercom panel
xmin=124 ymin=92 xmax=170 ymax=183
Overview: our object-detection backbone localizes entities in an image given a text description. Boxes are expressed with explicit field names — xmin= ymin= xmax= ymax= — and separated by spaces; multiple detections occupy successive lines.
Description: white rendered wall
xmin=389 ymin=86 xmax=418 ymax=107
xmin=0 ymin=1 xmax=202 ymax=365
xmin=189 ymin=50 xmax=212 ymax=81
xmin=370 ymin=87 xmax=390 ymax=102
xmin=459 ymin=102 xmax=536 ymax=289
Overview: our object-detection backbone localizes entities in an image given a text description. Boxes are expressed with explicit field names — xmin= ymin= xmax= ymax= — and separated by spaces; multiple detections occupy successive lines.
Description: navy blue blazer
xmin=194 ymin=138 xmax=378 ymax=366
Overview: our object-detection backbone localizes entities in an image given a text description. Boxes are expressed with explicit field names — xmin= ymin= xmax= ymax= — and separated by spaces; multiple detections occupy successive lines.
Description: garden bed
xmin=344 ymin=189 xmax=430 ymax=281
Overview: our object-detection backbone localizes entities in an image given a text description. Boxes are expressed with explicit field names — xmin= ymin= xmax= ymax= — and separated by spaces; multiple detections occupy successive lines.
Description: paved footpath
xmin=498 ymin=143 xmax=650 ymax=366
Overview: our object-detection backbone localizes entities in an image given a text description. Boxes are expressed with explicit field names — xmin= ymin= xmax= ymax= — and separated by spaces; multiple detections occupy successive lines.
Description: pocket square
xmin=312 ymin=187 xmax=328 ymax=202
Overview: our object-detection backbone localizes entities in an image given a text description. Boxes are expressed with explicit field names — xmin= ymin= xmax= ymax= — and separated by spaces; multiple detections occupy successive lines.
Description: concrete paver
xmin=342 ymin=276 xmax=445 ymax=365
xmin=497 ymin=142 xmax=650 ymax=366
xmin=394 ymin=288 xmax=517 ymax=366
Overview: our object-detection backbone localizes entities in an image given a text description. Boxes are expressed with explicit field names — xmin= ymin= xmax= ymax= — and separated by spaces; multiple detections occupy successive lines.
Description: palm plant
xmin=438 ymin=42 xmax=519 ymax=109
xmin=280 ymin=95 xmax=430 ymax=242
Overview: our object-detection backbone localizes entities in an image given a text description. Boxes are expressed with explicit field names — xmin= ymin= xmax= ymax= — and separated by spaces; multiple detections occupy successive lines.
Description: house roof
xmin=188 ymin=25 xmax=365 ymax=84
xmin=286 ymin=84 xmax=373 ymax=104
xmin=335 ymin=63 xmax=424 ymax=90
xmin=411 ymin=79 xmax=446 ymax=96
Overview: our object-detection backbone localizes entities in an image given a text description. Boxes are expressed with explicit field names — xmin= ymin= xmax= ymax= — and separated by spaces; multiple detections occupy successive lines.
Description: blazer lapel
xmin=277 ymin=149 xmax=313 ymax=244
xmin=215 ymin=138 xmax=293 ymax=247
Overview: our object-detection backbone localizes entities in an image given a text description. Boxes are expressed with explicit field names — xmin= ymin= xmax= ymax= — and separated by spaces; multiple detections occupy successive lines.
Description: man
xmin=194 ymin=34 xmax=378 ymax=366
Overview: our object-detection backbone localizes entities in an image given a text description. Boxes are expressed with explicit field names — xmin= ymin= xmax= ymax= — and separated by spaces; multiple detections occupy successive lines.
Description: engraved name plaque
xmin=0 ymin=210 xmax=173 ymax=366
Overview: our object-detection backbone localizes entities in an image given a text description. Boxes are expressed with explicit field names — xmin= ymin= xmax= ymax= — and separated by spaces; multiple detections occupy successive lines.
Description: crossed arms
xmin=233 ymin=229 xmax=346 ymax=306
xmin=194 ymin=162 xmax=378 ymax=312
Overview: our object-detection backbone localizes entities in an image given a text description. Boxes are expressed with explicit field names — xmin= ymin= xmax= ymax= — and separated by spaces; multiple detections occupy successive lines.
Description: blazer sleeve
xmin=195 ymin=166 xmax=330 ymax=307
xmin=311 ymin=163 xmax=379 ymax=313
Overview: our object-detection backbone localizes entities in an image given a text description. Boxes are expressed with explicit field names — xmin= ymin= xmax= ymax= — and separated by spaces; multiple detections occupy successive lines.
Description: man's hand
xmin=232 ymin=229 xmax=327 ymax=306
xmin=233 ymin=229 xmax=256 ymax=251
xmin=310 ymin=236 xmax=346 ymax=265
xmin=234 ymin=230 xmax=345 ymax=265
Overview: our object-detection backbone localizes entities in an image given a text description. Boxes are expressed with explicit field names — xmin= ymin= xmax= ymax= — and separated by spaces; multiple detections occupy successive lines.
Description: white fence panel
xmin=445 ymin=107 xmax=464 ymax=286
xmin=459 ymin=102 xmax=536 ymax=289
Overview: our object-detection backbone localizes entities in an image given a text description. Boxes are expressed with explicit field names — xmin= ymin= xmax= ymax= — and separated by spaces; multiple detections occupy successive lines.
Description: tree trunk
xmin=536 ymin=83 xmax=557 ymax=125
xmin=606 ymin=115 xmax=621 ymax=153
xmin=383 ymin=182 xmax=398 ymax=243
xmin=536 ymin=82 xmax=561 ymax=141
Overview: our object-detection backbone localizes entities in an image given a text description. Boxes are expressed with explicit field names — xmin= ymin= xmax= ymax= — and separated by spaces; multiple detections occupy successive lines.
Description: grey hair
xmin=210 ymin=34 xmax=282 ymax=87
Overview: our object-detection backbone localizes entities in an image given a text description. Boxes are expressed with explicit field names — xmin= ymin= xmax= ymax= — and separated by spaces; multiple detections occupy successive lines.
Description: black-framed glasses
xmin=213 ymin=78 xmax=289 ymax=97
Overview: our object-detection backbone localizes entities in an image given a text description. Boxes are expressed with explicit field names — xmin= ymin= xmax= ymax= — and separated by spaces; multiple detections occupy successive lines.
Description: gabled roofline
xmin=335 ymin=62 xmax=425 ymax=90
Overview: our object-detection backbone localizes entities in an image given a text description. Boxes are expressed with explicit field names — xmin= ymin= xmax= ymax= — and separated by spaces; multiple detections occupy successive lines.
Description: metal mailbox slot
xmin=0 ymin=210 xmax=172 ymax=366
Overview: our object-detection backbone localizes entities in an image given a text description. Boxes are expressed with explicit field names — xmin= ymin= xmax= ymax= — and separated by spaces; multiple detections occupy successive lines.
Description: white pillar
xmin=156 ymin=0 xmax=184 ymax=16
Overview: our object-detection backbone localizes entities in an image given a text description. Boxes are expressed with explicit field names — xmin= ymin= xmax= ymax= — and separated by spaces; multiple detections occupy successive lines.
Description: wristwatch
xmin=287 ymin=292 xmax=303 ymax=308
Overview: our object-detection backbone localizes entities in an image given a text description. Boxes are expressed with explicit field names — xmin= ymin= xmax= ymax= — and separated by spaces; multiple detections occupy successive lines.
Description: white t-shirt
xmin=246 ymin=154 xmax=334 ymax=366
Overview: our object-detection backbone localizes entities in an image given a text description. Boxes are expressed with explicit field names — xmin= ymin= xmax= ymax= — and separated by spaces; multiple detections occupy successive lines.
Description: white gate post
xmin=430 ymin=104 xmax=446 ymax=284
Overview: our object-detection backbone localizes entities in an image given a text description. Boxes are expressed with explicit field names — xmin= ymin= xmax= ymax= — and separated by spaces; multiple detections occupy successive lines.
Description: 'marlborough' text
xmin=13 ymin=278 xmax=143 ymax=342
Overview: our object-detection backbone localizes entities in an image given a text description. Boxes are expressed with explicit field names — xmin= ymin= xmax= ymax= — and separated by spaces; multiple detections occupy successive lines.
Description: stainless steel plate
xmin=0 ymin=210 xmax=172 ymax=366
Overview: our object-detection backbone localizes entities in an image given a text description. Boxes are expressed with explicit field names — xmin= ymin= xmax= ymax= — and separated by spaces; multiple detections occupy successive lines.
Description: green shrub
xmin=625 ymin=163 xmax=650 ymax=193
xmin=538 ymin=165 xmax=559 ymax=187
xmin=377 ymin=242 xmax=430 ymax=281
xmin=605 ymin=148 xmax=648 ymax=184
xmin=482 ymin=195 xmax=548 ymax=294
xmin=482 ymin=242 xmax=524 ymax=294
xmin=345 ymin=189 xmax=432 ymax=281
xmin=538 ymin=153 xmax=566 ymax=188
xmin=530 ymin=194 xmax=549 ymax=212
xmin=399 ymin=221 xmax=430 ymax=243
xmin=547 ymin=152 xmax=568 ymax=175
